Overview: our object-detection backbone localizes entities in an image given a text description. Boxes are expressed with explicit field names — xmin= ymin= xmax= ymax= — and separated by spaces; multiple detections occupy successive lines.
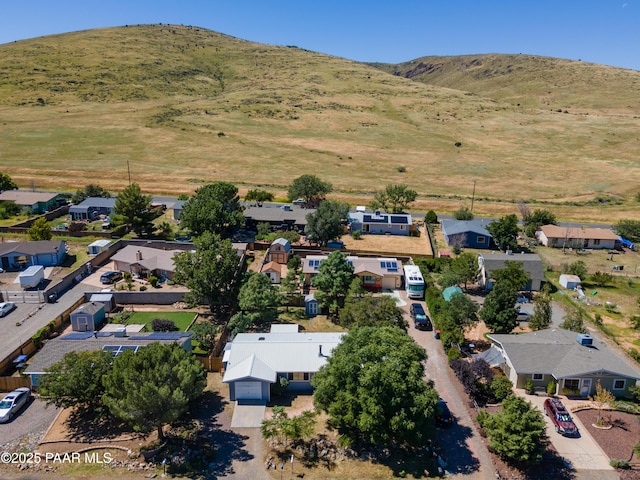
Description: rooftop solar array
xmin=62 ymin=332 xmax=94 ymax=340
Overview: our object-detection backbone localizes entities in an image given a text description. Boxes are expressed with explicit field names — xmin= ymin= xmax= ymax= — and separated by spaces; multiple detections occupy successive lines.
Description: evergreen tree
xmin=28 ymin=217 xmax=52 ymax=240
xmin=179 ymin=182 xmax=244 ymax=236
xmin=312 ymin=251 xmax=354 ymax=314
xmin=529 ymin=286 xmax=552 ymax=330
xmin=480 ymin=281 xmax=518 ymax=333
xmin=113 ymin=183 xmax=156 ymax=236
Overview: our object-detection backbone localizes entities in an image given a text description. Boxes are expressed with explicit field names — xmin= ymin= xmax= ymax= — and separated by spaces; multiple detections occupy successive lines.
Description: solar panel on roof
xmin=62 ymin=332 xmax=93 ymax=340
xmin=390 ymin=215 xmax=407 ymax=224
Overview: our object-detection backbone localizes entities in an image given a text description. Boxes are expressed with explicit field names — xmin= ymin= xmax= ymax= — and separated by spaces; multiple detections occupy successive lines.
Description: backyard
xmin=121 ymin=310 xmax=198 ymax=332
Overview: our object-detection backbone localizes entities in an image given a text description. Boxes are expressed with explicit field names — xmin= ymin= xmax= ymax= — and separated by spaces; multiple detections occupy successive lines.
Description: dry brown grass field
xmin=0 ymin=24 xmax=639 ymax=222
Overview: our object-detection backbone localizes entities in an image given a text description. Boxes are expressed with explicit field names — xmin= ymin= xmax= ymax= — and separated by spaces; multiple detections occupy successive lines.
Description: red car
xmin=544 ymin=398 xmax=579 ymax=436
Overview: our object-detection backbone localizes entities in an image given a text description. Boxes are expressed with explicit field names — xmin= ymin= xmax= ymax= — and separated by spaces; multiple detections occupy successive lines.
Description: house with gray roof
xmin=244 ymin=204 xmax=313 ymax=231
xmin=441 ymin=219 xmax=494 ymax=249
xmin=0 ymin=240 xmax=67 ymax=271
xmin=478 ymin=252 xmax=544 ymax=292
xmin=23 ymin=330 xmax=192 ymax=388
xmin=69 ymin=197 xmax=116 ymax=221
xmin=348 ymin=209 xmax=412 ymax=236
xmin=0 ymin=190 xmax=65 ymax=214
xmin=222 ymin=324 xmax=345 ymax=402
xmin=485 ymin=328 xmax=640 ymax=398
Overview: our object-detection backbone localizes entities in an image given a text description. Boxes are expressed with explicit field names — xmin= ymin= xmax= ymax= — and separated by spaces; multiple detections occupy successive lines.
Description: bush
xmin=547 ymin=380 xmax=556 ymax=396
xmin=524 ymin=378 xmax=534 ymax=395
xmin=139 ymin=285 xmax=147 ymax=291
xmin=351 ymin=230 xmax=362 ymax=240
xmin=148 ymin=275 xmax=159 ymax=288
xmin=425 ymin=210 xmax=438 ymax=224
xmin=610 ymin=459 xmax=630 ymax=469
xmin=123 ymin=272 xmax=132 ymax=282
xmin=490 ymin=377 xmax=513 ymax=402
xmin=151 ymin=319 xmax=179 ymax=332
xmin=396 ymin=166 xmax=406 ymax=173
xmin=271 ymin=376 xmax=289 ymax=396
xmin=447 ymin=347 xmax=462 ymax=362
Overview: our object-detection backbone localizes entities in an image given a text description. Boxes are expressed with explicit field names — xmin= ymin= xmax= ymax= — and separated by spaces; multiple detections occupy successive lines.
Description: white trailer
xmin=19 ymin=265 xmax=45 ymax=289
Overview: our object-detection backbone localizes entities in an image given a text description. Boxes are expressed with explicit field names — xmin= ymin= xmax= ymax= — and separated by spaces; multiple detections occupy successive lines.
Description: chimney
xmin=136 ymin=250 xmax=142 ymax=261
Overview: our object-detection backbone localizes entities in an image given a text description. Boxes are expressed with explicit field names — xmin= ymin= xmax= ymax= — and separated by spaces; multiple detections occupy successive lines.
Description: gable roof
xmin=270 ymin=238 xmax=291 ymax=251
xmin=302 ymin=255 xmax=403 ymax=276
xmin=0 ymin=240 xmax=65 ymax=257
xmin=348 ymin=210 xmax=412 ymax=226
xmin=111 ymin=245 xmax=181 ymax=273
xmin=0 ymin=190 xmax=59 ymax=205
xmin=70 ymin=197 xmax=116 ymax=210
xmin=539 ymin=225 xmax=618 ymax=241
xmin=479 ymin=253 xmax=544 ymax=281
xmin=489 ymin=328 xmax=640 ymax=380
xmin=262 ymin=261 xmax=282 ymax=275
xmin=71 ymin=302 xmax=104 ymax=316
xmin=223 ymin=353 xmax=277 ymax=382
xmin=441 ymin=219 xmax=492 ymax=237
xmin=244 ymin=205 xmax=313 ymax=225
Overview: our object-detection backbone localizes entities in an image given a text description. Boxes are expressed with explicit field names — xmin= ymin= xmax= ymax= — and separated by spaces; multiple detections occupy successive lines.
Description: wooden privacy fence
xmin=0 ymin=376 xmax=31 ymax=392
xmin=196 ymin=355 xmax=223 ymax=372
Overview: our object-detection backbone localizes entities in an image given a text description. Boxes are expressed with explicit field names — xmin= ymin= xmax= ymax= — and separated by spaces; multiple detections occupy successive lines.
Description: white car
xmin=0 ymin=387 xmax=31 ymax=423
xmin=0 ymin=302 xmax=16 ymax=317
xmin=516 ymin=309 xmax=532 ymax=321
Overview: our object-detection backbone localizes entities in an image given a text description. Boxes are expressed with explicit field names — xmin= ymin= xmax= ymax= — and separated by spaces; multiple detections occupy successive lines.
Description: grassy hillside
xmin=0 ymin=25 xmax=639 ymax=222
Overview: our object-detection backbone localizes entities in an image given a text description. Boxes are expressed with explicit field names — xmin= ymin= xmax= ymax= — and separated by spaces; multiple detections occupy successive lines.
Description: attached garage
xmin=381 ymin=276 xmax=398 ymax=290
xmin=234 ymin=381 xmax=263 ymax=400
xmin=223 ymin=354 xmax=276 ymax=402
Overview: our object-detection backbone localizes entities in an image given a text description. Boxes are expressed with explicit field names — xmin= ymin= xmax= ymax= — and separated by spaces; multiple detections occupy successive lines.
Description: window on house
xmin=477 ymin=236 xmax=485 ymax=244
xmin=292 ymin=372 xmax=306 ymax=381
xmin=564 ymin=379 xmax=579 ymax=390
xmin=303 ymin=372 xmax=310 ymax=381
xmin=593 ymin=239 xmax=601 ymax=245
xmin=362 ymin=275 xmax=376 ymax=284
xmin=532 ymin=373 xmax=544 ymax=381
xmin=613 ymin=379 xmax=626 ymax=390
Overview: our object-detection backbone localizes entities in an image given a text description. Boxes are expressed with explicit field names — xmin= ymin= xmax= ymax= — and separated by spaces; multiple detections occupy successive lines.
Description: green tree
xmin=347 ymin=276 xmax=367 ymax=298
xmin=523 ymin=208 xmax=557 ymax=237
xmin=476 ymin=395 xmax=546 ymax=465
xmin=451 ymin=252 xmax=480 ymax=290
xmin=591 ymin=271 xmax=614 ymax=287
xmin=102 ymin=343 xmax=206 ymax=441
xmin=260 ymin=406 xmax=316 ymax=447
xmin=425 ymin=210 xmax=438 ymax=224
xmin=370 ymin=184 xmax=417 ymax=213
xmin=238 ymin=272 xmax=282 ymax=323
xmin=173 ymin=232 xmax=240 ymax=313
xmin=566 ymin=260 xmax=588 ymax=279
xmin=339 ymin=295 xmax=406 ymax=329
xmin=189 ymin=321 xmax=219 ymax=352
xmin=313 ymin=326 xmax=439 ymax=447
xmin=312 ymin=251 xmax=354 ymax=314
xmin=491 ymin=261 xmax=531 ymax=291
xmin=179 ymin=182 xmax=244 ymax=236
xmin=39 ymin=350 xmax=113 ymax=414
xmin=453 ymin=206 xmax=474 ymax=220
xmin=443 ymin=292 xmax=479 ymax=329
xmin=305 ymin=199 xmax=349 ymax=247
xmin=486 ymin=214 xmax=520 ymax=251
xmin=280 ymin=269 xmax=301 ymax=311
xmin=480 ymin=281 xmax=518 ymax=333
xmin=27 ymin=217 xmax=52 ymax=240
xmin=113 ymin=183 xmax=157 ymax=237
xmin=287 ymin=174 xmax=332 ymax=206
xmin=0 ymin=172 xmax=18 ymax=192
xmin=561 ymin=306 xmax=587 ymax=333
xmin=529 ymin=286 xmax=552 ymax=330
xmin=244 ymin=189 xmax=274 ymax=207
xmin=590 ymin=380 xmax=615 ymax=426
xmin=71 ymin=184 xmax=111 ymax=204
xmin=615 ymin=219 xmax=640 ymax=243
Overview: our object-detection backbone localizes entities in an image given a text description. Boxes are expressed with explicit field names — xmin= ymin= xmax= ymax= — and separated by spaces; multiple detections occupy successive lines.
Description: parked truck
xmin=19 ymin=265 xmax=45 ymax=289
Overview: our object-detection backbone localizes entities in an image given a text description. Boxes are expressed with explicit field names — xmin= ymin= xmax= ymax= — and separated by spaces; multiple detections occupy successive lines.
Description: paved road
xmin=405 ymin=294 xmax=497 ymax=479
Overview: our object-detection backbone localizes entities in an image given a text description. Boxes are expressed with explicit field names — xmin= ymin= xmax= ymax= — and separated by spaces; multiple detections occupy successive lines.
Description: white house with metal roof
xmin=485 ymin=328 xmax=640 ymax=397
xmin=222 ymin=324 xmax=345 ymax=402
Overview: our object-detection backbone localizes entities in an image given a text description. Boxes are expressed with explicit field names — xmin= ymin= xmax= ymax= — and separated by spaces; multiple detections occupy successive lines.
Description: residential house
xmin=262 ymin=261 xmax=283 ymax=284
xmin=171 ymin=200 xmax=186 ymax=221
xmin=348 ymin=209 xmax=412 ymax=236
xmin=268 ymin=238 xmax=291 ymax=264
xmin=222 ymin=324 xmax=345 ymax=402
xmin=483 ymin=328 xmax=640 ymax=398
xmin=0 ymin=240 xmax=67 ymax=271
xmin=69 ymin=197 xmax=116 ymax=221
xmin=244 ymin=204 xmax=313 ymax=232
xmin=0 ymin=190 xmax=66 ymax=214
xmin=302 ymin=255 xmax=403 ymax=291
xmin=440 ymin=219 xmax=494 ymax=249
xmin=478 ymin=252 xmax=544 ymax=292
xmin=110 ymin=245 xmax=182 ymax=280
xmin=70 ymin=302 xmax=106 ymax=332
xmin=537 ymin=225 xmax=619 ymax=250
xmin=23 ymin=330 xmax=192 ymax=388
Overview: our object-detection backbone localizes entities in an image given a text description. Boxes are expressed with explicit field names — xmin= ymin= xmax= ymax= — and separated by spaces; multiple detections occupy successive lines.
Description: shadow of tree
xmin=430 ymin=422 xmax=480 ymax=475
xmin=65 ymin=409 xmax=143 ymax=442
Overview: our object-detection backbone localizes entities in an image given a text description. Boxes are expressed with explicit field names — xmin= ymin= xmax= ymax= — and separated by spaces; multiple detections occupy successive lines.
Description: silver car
xmin=0 ymin=387 xmax=31 ymax=423
xmin=0 ymin=302 xmax=16 ymax=317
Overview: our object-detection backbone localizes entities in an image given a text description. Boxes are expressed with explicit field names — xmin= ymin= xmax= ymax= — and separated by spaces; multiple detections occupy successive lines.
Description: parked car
xmin=544 ymin=398 xmax=579 ymax=436
xmin=292 ymin=198 xmax=305 ymax=205
xmin=100 ymin=271 xmax=123 ymax=284
xmin=435 ymin=399 xmax=454 ymax=427
xmin=516 ymin=294 xmax=529 ymax=303
xmin=410 ymin=303 xmax=433 ymax=331
xmin=0 ymin=387 xmax=31 ymax=423
xmin=0 ymin=302 xmax=16 ymax=317
xmin=516 ymin=309 xmax=531 ymax=321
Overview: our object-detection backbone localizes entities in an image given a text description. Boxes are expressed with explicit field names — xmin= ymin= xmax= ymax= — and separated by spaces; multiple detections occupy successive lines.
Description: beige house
xmin=111 ymin=245 xmax=182 ymax=280
xmin=302 ymin=255 xmax=403 ymax=291
xmin=537 ymin=225 xmax=618 ymax=250
xmin=262 ymin=261 xmax=284 ymax=284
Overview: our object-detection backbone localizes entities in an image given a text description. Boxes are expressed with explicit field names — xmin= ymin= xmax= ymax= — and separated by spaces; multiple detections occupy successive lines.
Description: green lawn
xmin=126 ymin=311 xmax=198 ymax=332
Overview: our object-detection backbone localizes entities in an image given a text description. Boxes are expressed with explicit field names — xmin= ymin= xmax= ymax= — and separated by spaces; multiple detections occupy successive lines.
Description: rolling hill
xmin=0 ymin=24 xmax=639 ymax=221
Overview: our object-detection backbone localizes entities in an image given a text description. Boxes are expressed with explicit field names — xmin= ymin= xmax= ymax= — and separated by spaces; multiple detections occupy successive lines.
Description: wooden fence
xmin=196 ymin=355 xmax=223 ymax=372
xmin=0 ymin=376 xmax=31 ymax=392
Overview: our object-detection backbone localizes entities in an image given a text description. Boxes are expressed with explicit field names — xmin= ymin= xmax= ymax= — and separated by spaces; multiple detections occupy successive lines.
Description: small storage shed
xmin=305 ymin=293 xmax=319 ymax=317
xmin=559 ymin=274 xmax=582 ymax=290
xmin=88 ymin=239 xmax=111 ymax=255
xmin=70 ymin=302 xmax=105 ymax=332
xmin=89 ymin=293 xmax=116 ymax=313
xmin=19 ymin=265 xmax=45 ymax=288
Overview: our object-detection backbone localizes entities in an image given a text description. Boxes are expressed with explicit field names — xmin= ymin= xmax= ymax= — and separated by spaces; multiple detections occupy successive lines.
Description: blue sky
xmin=1 ymin=1 xmax=638 ymax=71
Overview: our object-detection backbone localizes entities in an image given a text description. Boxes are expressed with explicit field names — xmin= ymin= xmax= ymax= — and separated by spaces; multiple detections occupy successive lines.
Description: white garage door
xmin=235 ymin=381 xmax=263 ymax=400
xmin=382 ymin=277 xmax=397 ymax=290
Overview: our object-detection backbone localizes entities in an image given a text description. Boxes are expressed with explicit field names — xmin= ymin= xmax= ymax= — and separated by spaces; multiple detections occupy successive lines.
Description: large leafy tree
xmin=179 ymin=182 xmax=244 ymax=236
xmin=486 ymin=214 xmax=520 ymax=251
xmin=312 ymin=251 xmax=354 ymax=314
xmin=287 ymin=174 xmax=332 ymax=206
xmin=450 ymin=252 xmax=480 ymax=290
xmin=443 ymin=292 xmax=479 ymax=330
xmin=28 ymin=217 xmax=52 ymax=241
xmin=71 ymin=184 xmax=111 ymax=204
xmin=102 ymin=343 xmax=206 ymax=441
xmin=491 ymin=261 xmax=531 ymax=291
xmin=313 ymin=326 xmax=439 ymax=447
xmin=39 ymin=350 xmax=113 ymax=415
xmin=305 ymin=199 xmax=349 ymax=247
xmin=476 ymin=395 xmax=547 ymax=465
xmin=0 ymin=172 xmax=18 ymax=192
xmin=173 ymin=232 xmax=240 ymax=313
xmin=522 ymin=208 xmax=557 ymax=237
xmin=480 ymin=281 xmax=518 ymax=333
xmin=529 ymin=286 xmax=552 ymax=330
xmin=113 ymin=183 xmax=157 ymax=236
xmin=244 ymin=189 xmax=274 ymax=207
xmin=369 ymin=184 xmax=417 ymax=213
xmin=238 ymin=272 xmax=282 ymax=323
xmin=189 ymin=321 xmax=219 ymax=353
xmin=339 ymin=295 xmax=406 ymax=330
xmin=614 ymin=219 xmax=640 ymax=243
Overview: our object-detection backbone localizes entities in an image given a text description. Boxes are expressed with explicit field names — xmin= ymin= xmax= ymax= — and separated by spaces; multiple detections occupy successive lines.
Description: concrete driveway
xmin=230 ymin=401 xmax=267 ymax=428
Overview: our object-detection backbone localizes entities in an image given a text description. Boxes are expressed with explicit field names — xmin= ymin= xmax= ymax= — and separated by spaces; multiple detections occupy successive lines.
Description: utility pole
xmin=127 ymin=160 xmax=132 ymax=185
xmin=470 ymin=180 xmax=477 ymax=213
